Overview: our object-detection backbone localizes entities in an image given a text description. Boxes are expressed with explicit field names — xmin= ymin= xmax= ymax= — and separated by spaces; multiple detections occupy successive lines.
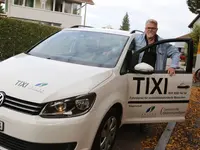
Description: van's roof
xmin=63 ymin=27 xmax=133 ymax=37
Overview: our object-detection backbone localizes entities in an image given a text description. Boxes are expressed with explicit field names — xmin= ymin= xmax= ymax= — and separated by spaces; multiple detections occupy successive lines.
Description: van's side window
xmin=129 ymin=40 xmax=192 ymax=74
xmin=165 ymin=41 xmax=189 ymax=73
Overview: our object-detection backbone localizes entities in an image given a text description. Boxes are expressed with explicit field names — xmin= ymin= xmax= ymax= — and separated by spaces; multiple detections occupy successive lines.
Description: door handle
xmin=177 ymin=85 xmax=190 ymax=89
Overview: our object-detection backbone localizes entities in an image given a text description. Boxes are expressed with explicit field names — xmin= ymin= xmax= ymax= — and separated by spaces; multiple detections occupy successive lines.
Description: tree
xmin=190 ymin=24 xmax=200 ymax=54
xmin=120 ymin=12 xmax=130 ymax=31
xmin=188 ymin=24 xmax=200 ymax=66
xmin=187 ymin=0 xmax=200 ymax=14
xmin=0 ymin=5 xmax=4 ymax=13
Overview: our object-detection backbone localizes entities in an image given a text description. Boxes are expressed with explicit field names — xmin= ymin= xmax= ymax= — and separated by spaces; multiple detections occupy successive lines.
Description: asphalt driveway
xmin=113 ymin=124 xmax=166 ymax=150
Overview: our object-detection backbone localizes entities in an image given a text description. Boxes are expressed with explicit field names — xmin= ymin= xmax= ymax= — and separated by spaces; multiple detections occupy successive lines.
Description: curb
xmin=154 ymin=122 xmax=176 ymax=150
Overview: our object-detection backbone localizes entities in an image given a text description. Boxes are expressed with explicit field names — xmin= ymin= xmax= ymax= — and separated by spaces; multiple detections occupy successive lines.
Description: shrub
xmin=190 ymin=24 xmax=200 ymax=55
xmin=189 ymin=24 xmax=200 ymax=67
xmin=0 ymin=17 xmax=61 ymax=60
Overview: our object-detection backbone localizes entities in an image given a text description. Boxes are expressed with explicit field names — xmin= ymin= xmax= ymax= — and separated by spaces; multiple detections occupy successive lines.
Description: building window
xmin=25 ymin=0 xmax=34 ymax=7
xmin=50 ymin=0 xmax=53 ymax=11
xmin=55 ymin=0 xmax=62 ymax=12
xmin=72 ymin=3 xmax=81 ymax=15
xmin=14 ymin=0 xmax=23 ymax=5
xmin=5 ymin=0 xmax=9 ymax=12
xmin=64 ymin=2 xmax=71 ymax=13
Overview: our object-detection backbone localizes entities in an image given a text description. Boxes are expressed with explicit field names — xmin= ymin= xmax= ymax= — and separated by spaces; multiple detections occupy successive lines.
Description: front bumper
xmin=0 ymin=107 xmax=97 ymax=150
xmin=0 ymin=132 xmax=77 ymax=150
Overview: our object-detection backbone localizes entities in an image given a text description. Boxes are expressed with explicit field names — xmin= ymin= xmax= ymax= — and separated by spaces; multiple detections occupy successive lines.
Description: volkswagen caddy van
xmin=0 ymin=26 xmax=194 ymax=150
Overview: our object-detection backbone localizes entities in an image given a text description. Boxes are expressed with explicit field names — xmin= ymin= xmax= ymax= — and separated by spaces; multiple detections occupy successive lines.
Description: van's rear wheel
xmin=91 ymin=108 xmax=120 ymax=150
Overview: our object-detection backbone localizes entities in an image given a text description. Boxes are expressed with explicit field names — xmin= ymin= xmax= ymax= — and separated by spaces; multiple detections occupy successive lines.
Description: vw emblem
xmin=0 ymin=92 xmax=5 ymax=106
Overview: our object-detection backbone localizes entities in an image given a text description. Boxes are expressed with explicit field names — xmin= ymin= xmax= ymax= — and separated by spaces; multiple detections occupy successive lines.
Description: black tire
xmin=195 ymin=68 xmax=200 ymax=81
xmin=91 ymin=108 xmax=120 ymax=150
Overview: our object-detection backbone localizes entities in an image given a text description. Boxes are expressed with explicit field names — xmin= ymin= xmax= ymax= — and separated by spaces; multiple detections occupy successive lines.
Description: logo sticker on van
xmin=146 ymin=106 xmax=155 ymax=113
xmin=15 ymin=80 xmax=48 ymax=94
xmin=141 ymin=106 xmax=156 ymax=117
xmin=35 ymin=83 xmax=48 ymax=87
xmin=160 ymin=107 xmax=185 ymax=115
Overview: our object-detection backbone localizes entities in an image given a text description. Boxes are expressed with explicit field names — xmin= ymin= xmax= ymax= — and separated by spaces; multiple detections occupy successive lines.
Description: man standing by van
xmin=134 ymin=19 xmax=181 ymax=76
xmin=134 ymin=19 xmax=181 ymax=132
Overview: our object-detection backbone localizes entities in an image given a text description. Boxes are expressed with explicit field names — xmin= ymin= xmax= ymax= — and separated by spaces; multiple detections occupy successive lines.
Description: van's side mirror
xmin=134 ymin=63 xmax=154 ymax=74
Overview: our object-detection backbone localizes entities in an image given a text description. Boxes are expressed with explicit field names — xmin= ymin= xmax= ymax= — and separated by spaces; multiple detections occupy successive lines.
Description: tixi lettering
xmin=15 ymin=80 xmax=29 ymax=88
xmin=133 ymin=77 xmax=168 ymax=94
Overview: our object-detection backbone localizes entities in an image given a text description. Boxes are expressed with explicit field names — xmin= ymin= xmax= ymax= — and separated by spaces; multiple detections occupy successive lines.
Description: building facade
xmin=3 ymin=0 xmax=94 ymax=27
xmin=188 ymin=10 xmax=200 ymax=29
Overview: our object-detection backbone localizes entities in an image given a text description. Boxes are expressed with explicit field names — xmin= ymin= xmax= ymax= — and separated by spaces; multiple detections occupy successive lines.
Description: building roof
xmin=177 ymin=33 xmax=191 ymax=39
xmin=188 ymin=13 xmax=200 ymax=28
xmin=175 ymin=33 xmax=192 ymax=48
xmin=0 ymin=0 xmax=94 ymax=4
xmin=70 ymin=0 xmax=94 ymax=5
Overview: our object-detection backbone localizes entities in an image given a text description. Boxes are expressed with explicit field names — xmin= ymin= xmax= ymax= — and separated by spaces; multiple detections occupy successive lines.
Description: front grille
xmin=2 ymin=95 xmax=45 ymax=115
xmin=0 ymin=132 xmax=27 ymax=150
xmin=0 ymin=132 xmax=77 ymax=150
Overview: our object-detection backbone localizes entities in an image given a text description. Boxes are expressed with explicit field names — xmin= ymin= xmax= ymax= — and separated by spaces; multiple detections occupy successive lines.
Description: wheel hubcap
xmin=100 ymin=116 xmax=117 ymax=150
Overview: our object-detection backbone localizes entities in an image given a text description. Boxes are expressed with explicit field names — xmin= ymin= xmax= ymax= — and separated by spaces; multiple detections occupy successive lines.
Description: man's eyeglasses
xmin=146 ymin=27 xmax=157 ymax=30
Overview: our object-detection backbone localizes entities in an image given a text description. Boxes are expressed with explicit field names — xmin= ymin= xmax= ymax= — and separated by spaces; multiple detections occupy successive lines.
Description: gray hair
xmin=145 ymin=19 xmax=158 ymax=26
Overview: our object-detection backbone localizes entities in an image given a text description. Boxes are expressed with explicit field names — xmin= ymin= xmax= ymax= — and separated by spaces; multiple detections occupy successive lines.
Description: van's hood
xmin=0 ymin=53 xmax=113 ymax=103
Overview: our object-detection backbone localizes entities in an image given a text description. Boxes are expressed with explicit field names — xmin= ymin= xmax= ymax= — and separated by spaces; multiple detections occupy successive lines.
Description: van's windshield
xmin=28 ymin=30 xmax=129 ymax=68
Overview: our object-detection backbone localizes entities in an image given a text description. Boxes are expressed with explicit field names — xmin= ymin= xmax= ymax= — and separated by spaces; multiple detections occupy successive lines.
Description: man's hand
xmin=168 ymin=67 xmax=175 ymax=76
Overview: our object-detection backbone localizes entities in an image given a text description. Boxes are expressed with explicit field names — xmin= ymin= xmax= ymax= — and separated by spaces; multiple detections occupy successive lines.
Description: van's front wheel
xmin=91 ymin=108 xmax=120 ymax=150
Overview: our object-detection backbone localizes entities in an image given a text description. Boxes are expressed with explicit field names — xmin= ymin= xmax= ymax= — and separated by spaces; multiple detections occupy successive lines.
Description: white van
xmin=194 ymin=39 xmax=200 ymax=82
xmin=0 ymin=26 xmax=194 ymax=150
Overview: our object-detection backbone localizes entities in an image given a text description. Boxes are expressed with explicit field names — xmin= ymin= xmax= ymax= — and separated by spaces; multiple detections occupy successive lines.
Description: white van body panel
xmin=0 ymin=28 xmax=193 ymax=150
xmin=0 ymin=53 xmax=113 ymax=103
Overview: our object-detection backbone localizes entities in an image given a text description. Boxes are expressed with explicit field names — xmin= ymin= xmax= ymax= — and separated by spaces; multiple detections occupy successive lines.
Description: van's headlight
xmin=40 ymin=93 xmax=96 ymax=118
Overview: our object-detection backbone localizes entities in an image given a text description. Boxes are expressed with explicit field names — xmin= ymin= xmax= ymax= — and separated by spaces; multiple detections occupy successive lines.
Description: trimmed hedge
xmin=0 ymin=17 xmax=61 ymax=60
